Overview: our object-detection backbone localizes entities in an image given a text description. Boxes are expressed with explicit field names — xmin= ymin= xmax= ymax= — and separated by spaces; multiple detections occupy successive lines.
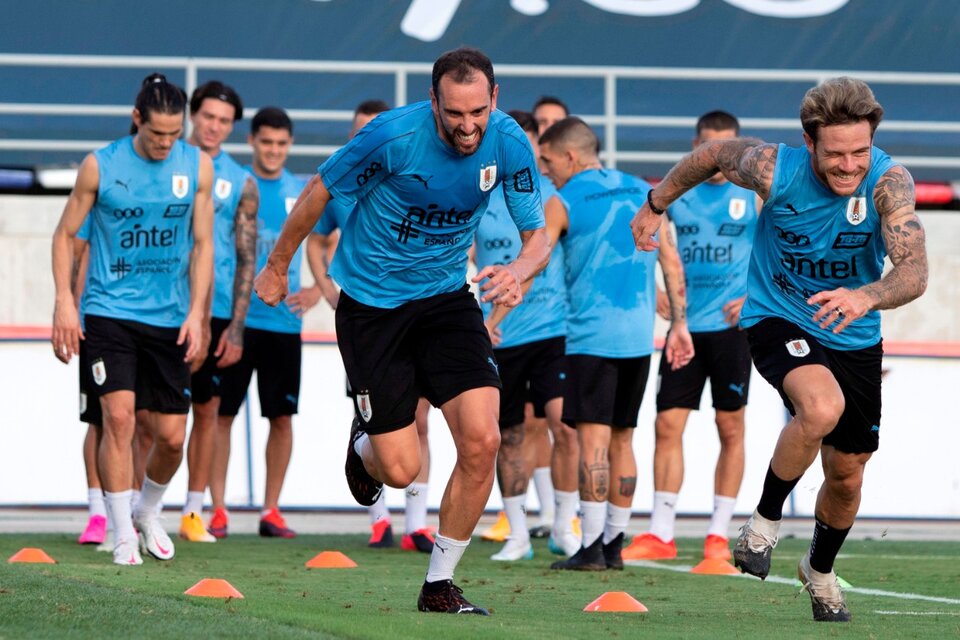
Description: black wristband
xmin=647 ymin=189 xmax=666 ymax=215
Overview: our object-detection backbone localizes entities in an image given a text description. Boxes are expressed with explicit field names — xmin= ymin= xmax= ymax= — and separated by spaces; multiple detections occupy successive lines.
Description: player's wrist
xmin=647 ymin=189 xmax=667 ymax=215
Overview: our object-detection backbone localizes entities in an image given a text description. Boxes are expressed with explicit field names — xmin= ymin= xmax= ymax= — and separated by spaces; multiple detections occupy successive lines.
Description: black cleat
xmin=528 ymin=524 xmax=551 ymax=539
xmin=798 ymin=553 xmax=852 ymax=622
xmin=550 ymin=536 xmax=607 ymax=571
xmin=602 ymin=532 xmax=624 ymax=570
xmin=345 ymin=417 xmax=383 ymax=506
xmin=732 ymin=513 xmax=780 ymax=580
xmin=417 ymin=579 xmax=489 ymax=615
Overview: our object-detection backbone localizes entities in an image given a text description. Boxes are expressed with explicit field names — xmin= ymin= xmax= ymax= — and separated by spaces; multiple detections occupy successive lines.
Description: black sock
xmin=809 ymin=518 xmax=851 ymax=574
xmin=755 ymin=463 xmax=801 ymax=521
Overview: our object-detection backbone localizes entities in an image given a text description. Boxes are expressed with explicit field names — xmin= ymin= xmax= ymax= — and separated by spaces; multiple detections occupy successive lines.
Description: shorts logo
xmin=215 ymin=178 xmax=232 ymax=200
xmin=91 ymin=358 xmax=107 ymax=386
xmin=480 ymin=164 xmax=497 ymax=192
xmin=356 ymin=392 xmax=373 ymax=423
xmin=786 ymin=339 xmax=810 ymax=358
xmin=285 ymin=197 xmax=297 ymax=215
xmin=172 ymin=174 xmax=190 ymax=199
xmin=728 ymin=198 xmax=746 ymax=220
xmin=846 ymin=197 xmax=867 ymax=225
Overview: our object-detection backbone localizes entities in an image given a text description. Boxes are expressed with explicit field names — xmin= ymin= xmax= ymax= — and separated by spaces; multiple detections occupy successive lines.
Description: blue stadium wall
xmin=2 ymin=0 xmax=959 ymax=178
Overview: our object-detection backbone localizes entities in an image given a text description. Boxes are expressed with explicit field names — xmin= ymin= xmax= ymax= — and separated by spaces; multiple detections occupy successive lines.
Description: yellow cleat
xmin=480 ymin=511 xmax=511 ymax=542
xmin=179 ymin=512 xmax=216 ymax=543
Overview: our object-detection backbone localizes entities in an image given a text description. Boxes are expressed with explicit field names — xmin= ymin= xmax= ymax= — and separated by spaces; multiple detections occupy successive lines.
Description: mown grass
xmin=1 ymin=533 xmax=958 ymax=639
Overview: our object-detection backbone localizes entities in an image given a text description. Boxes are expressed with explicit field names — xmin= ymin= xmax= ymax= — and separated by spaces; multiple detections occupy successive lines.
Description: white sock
xmin=105 ymin=490 xmax=136 ymax=542
xmin=649 ymin=491 xmax=679 ymax=542
xmin=130 ymin=489 xmax=141 ymax=512
xmin=553 ymin=490 xmax=579 ymax=535
xmin=368 ymin=492 xmax=390 ymax=525
xmin=502 ymin=495 xmax=530 ymax=543
xmin=88 ymin=488 xmax=106 ymax=519
xmin=182 ymin=491 xmax=205 ymax=516
xmin=353 ymin=432 xmax=369 ymax=457
xmin=404 ymin=482 xmax=429 ymax=533
xmin=708 ymin=495 xmax=737 ymax=538
xmin=424 ymin=534 xmax=469 ymax=583
xmin=603 ymin=503 xmax=632 ymax=544
xmin=136 ymin=477 xmax=168 ymax=521
xmin=580 ymin=500 xmax=606 ymax=547
xmin=532 ymin=467 xmax=555 ymax=523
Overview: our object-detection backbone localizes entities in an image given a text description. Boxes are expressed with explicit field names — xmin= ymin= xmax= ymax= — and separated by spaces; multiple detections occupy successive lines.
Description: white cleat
xmin=135 ymin=515 xmax=176 ymax=560
xmin=96 ymin=529 xmax=115 ymax=553
xmin=549 ymin=531 xmax=582 ymax=557
xmin=112 ymin=537 xmax=143 ymax=566
xmin=490 ymin=537 xmax=534 ymax=561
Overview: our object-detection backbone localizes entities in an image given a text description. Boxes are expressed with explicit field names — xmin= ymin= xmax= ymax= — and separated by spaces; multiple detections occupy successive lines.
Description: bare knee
xmin=796 ymin=394 xmax=845 ymax=439
xmin=715 ymin=411 xmax=745 ymax=449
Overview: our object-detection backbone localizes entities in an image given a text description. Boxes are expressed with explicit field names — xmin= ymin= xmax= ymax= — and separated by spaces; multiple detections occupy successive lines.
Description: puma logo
xmin=412 ymin=174 xmax=431 ymax=189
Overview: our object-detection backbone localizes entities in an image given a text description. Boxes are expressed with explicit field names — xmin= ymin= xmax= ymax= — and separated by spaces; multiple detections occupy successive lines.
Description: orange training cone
xmin=583 ymin=591 xmax=648 ymax=612
xmin=8 ymin=548 xmax=56 ymax=564
xmin=305 ymin=551 xmax=358 ymax=568
xmin=691 ymin=557 xmax=740 ymax=575
xmin=184 ymin=578 xmax=244 ymax=599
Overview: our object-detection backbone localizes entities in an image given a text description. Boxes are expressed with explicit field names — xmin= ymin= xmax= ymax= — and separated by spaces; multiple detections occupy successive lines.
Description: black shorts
xmin=562 ymin=354 xmax=651 ymax=429
xmin=336 ymin=285 xmax=501 ymax=435
xmin=190 ymin=316 xmax=231 ymax=404
xmin=746 ymin=317 xmax=882 ymax=454
xmin=218 ymin=327 xmax=302 ymax=419
xmin=656 ymin=326 xmax=752 ymax=413
xmin=78 ymin=339 xmax=102 ymax=426
xmin=495 ymin=336 xmax=566 ymax=429
xmin=83 ymin=314 xmax=191 ymax=414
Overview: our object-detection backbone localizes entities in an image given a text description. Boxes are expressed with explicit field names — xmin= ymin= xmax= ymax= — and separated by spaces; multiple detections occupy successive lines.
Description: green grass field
xmin=2 ymin=533 xmax=958 ymax=639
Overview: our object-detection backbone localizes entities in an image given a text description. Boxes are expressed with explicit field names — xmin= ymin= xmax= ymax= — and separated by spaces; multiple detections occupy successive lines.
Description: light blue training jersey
xmin=83 ymin=136 xmax=200 ymax=328
xmin=740 ymin=144 xmax=894 ymax=350
xmin=669 ymin=181 xmax=758 ymax=332
xmin=244 ymin=168 xmax=306 ymax=334
xmin=210 ymin=151 xmax=251 ymax=320
xmin=558 ymin=169 xmax=657 ymax=358
xmin=475 ymin=175 xmax=566 ymax=348
xmin=320 ymin=101 xmax=543 ymax=309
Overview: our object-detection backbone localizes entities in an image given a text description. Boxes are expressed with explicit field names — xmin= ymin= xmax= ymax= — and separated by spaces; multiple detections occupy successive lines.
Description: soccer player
xmin=475 ymin=109 xmax=579 ymax=561
xmin=179 ymin=81 xmax=259 ymax=543
xmin=622 ymin=111 xmax=760 ymax=562
xmin=254 ymin=47 xmax=549 ymax=614
xmin=629 ymin=77 xmax=928 ymax=621
xmin=209 ymin=107 xmax=306 ymax=539
xmin=52 ymin=73 xmax=214 ymax=566
xmin=538 ymin=117 xmax=693 ymax=572
xmin=532 ymin=96 xmax=569 ymax=137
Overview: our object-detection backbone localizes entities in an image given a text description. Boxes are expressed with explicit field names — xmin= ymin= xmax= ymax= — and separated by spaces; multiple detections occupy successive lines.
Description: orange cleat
xmin=621 ymin=532 xmax=677 ymax=560
xmin=704 ymin=534 xmax=732 ymax=560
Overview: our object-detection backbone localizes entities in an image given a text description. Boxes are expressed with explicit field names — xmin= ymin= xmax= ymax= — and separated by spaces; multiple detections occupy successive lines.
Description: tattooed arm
xmin=656 ymin=218 xmax=694 ymax=370
xmin=630 ymin=139 xmax=777 ymax=251
xmin=217 ymin=175 xmax=259 ymax=367
xmin=808 ymin=165 xmax=927 ymax=333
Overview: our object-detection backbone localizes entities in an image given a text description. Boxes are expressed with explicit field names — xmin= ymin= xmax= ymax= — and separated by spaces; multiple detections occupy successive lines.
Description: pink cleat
xmin=78 ymin=514 xmax=107 ymax=545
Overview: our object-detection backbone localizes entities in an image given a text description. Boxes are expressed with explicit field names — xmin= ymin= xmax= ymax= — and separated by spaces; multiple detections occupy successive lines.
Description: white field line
xmin=626 ymin=560 xmax=960 ymax=606
xmin=874 ymin=611 xmax=960 ymax=616
xmin=837 ymin=554 xmax=959 ymax=561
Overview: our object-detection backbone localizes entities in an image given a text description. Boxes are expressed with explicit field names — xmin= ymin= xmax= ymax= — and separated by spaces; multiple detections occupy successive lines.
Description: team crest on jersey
xmin=356 ymin=392 xmax=373 ymax=423
xmin=728 ymin=198 xmax=747 ymax=220
xmin=785 ymin=339 xmax=810 ymax=358
xmin=91 ymin=358 xmax=107 ymax=386
xmin=846 ymin=197 xmax=867 ymax=226
xmin=172 ymin=174 xmax=190 ymax=199
xmin=479 ymin=164 xmax=497 ymax=192
xmin=285 ymin=197 xmax=297 ymax=215
xmin=215 ymin=178 xmax=232 ymax=200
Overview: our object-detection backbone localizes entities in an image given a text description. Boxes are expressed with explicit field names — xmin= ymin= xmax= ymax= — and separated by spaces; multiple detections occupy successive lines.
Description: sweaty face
xmin=190 ymin=98 xmax=236 ymax=154
xmin=133 ymin=110 xmax=184 ymax=162
xmin=539 ymin=142 xmax=573 ymax=190
xmin=431 ymin=74 xmax=498 ymax=156
xmin=805 ymin=120 xmax=873 ymax=197
xmin=695 ymin=127 xmax=738 ymax=184
xmin=534 ymin=103 xmax=567 ymax=136
xmin=248 ymin=125 xmax=292 ymax=178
